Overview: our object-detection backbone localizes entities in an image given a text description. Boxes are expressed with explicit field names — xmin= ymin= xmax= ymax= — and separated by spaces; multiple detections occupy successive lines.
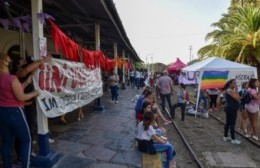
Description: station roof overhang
xmin=0 ymin=0 xmax=142 ymax=62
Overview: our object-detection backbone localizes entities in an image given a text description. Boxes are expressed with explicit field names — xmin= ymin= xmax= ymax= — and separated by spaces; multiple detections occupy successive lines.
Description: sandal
xmin=252 ymin=136 xmax=259 ymax=141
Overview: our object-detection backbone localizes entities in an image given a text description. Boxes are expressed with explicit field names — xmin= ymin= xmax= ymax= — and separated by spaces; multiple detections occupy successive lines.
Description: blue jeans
xmin=199 ymin=96 xmax=208 ymax=110
xmin=135 ymin=78 xmax=141 ymax=90
xmin=0 ymin=107 xmax=31 ymax=168
xmin=153 ymin=141 xmax=176 ymax=164
xmin=110 ymin=85 xmax=118 ymax=101
xmin=160 ymin=93 xmax=172 ymax=112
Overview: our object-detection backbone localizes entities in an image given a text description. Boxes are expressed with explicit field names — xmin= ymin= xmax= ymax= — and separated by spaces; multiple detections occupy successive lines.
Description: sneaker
xmin=31 ymin=152 xmax=37 ymax=157
xmin=245 ymin=134 xmax=251 ymax=138
xmin=252 ymin=135 xmax=259 ymax=141
xmin=49 ymin=138 xmax=55 ymax=144
xmin=223 ymin=137 xmax=231 ymax=142
xmin=231 ymin=139 xmax=241 ymax=144
xmin=32 ymin=140 xmax=37 ymax=145
xmin=115 ymin=101 xmax=119 ymax=104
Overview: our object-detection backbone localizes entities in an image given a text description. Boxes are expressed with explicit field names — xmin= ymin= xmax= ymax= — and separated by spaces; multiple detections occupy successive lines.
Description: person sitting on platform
xmin=136 ymin=112 xmax=176 ymax=168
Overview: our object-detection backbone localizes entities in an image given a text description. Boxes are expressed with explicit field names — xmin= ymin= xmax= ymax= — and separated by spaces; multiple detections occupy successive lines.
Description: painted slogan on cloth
xmin=33 ymin=58 xmax=103 ymax=118
xmin=200 ymin=71 xmax=229 ymax=89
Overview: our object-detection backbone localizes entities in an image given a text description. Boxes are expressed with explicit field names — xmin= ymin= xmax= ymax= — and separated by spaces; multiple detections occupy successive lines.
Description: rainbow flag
xmin=201 ymin=71 xmax=229 ymax=89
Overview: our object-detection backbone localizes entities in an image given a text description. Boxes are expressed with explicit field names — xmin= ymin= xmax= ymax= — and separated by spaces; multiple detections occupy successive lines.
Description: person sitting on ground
xmin=143 ymin=91 xmax=172 ymax=125
xmin=136 ymin=112 xmax=176 ymax=168
xmin=135 ymin=87 xmax=152 ymax=121
xmin=170 ymin=83 xmax=188 ymax=121
xmin=138 ymin=100 xmax=167 ymax=136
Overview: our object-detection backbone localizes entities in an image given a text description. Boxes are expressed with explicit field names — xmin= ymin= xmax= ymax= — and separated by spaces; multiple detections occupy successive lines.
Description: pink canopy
xmin=167 ymin=58 xmax=186 ymax=74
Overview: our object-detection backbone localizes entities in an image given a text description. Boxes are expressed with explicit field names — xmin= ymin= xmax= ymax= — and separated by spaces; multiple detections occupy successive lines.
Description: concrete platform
xmin=49 ymin=87 xmax=142 ymax=168
xmin=203 ymin=152 xmax=257 ymax=167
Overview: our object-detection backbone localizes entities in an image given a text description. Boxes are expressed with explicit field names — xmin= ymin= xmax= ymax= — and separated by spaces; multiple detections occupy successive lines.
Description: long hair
xmin=248 ymin=78 xmax=257 ymax=89
xmin=140 ymin=100 xmax=151 ymax=115
xmin=142 ymin=112 xmax=154 ymax=131
xmin=223 ymin=79 xmax=235 ymax=90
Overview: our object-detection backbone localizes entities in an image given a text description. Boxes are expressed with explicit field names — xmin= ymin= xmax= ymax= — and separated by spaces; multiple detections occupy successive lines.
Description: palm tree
xmin=198 ymin=4 xmax=260 ymax=71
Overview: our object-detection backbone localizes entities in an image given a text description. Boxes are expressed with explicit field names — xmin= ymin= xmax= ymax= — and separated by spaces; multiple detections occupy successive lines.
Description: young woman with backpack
xmin=170 ymin=83 xmax=188 ymax=121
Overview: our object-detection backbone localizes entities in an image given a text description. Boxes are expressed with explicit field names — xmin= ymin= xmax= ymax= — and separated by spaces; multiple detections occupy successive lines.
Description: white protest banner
xmin=228 ymin=71 xmax=255 ymax=89
xmin=34 ymin=58 xmax=103 ymax=118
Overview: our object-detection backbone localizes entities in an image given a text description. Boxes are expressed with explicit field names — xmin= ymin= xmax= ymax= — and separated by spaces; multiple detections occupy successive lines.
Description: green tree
xmin=198 ymin=4 xmax=260 ymax=69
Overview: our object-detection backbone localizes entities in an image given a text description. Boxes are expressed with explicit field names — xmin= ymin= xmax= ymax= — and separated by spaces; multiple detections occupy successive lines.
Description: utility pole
xmin=189 ymin=45 xmax=192 ymax=61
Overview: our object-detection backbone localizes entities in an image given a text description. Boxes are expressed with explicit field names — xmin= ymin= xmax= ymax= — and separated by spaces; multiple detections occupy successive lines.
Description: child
xmin=136 ymin=112 xmax=176 ymax=168
xmin=171 ymin=83 xmax=188 ymax=121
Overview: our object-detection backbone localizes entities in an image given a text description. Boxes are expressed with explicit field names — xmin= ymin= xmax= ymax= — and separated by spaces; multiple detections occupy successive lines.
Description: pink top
xmin=0 ymin=73 xmax=24 ymax=107
xmin=248 ymin=88 xmax=259 ymax=105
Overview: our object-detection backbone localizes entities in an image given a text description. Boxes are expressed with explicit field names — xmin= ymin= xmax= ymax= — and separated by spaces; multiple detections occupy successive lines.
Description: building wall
xmin=0 ymin=28 xmax=56 ymax=58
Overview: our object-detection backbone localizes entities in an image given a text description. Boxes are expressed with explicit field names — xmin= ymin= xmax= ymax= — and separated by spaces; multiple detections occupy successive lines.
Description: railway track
xmin=155 ymin=86 xmax=260 ymax=167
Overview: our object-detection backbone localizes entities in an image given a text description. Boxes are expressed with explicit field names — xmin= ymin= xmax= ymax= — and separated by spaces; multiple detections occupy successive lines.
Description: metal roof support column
xmin=31 ymin=0 xmax=60 ymax=167
xmin=94 ymin=22 xmax=104 ymax=111
xmin=121 ymin=50 xmax=126 ymax=89
xmin=113 ymin=42 xmax=118 ymax=75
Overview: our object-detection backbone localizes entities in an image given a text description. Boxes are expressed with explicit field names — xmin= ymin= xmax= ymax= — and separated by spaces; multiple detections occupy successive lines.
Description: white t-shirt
xmin=135 ymin=71 xmax=141 ymax=78
xmin=136 ymin=121 xmax=156 ymax=140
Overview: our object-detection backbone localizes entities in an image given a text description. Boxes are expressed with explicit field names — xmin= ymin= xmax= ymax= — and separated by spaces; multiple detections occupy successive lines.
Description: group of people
xmin=133 ymin=68 xmax=259 ymax=167
xmin=134 ymin=70 xmax=192 ymax=168
xmin=0 ymin=53 xmax=52 ymax=168
xmin=223 ymin=78 xmax=259 ymax=144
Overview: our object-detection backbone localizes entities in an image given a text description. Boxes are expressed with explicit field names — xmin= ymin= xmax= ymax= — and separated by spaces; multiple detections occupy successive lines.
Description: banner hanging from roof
xmin=33 ymin=58 xmax=103 ymax=118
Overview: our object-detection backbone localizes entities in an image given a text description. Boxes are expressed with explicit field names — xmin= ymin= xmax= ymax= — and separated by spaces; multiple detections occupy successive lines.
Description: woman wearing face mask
xmin=0 ymin=53 xmax=39 ymax=168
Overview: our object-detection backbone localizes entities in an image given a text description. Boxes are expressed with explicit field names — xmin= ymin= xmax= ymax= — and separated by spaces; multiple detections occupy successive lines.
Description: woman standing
xmin=0 ymin=53 xmax=39 ymax=168
xmin=245 ymin=78 xmax=260 ymax=141
xmin=223 ymin=79 xmax=241 ymax=144
xmin=108 ymin=71 xmax=119 ymax=103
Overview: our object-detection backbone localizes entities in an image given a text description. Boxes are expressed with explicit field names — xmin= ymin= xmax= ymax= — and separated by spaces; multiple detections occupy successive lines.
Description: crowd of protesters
xmin=133 ymin=67 xmax=260 ymax=168
xmin=1 ymin=50 xmax=260 ymax=168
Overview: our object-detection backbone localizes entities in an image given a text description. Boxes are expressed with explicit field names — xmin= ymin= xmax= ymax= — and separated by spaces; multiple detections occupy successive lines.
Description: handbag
xmin=137 ymin=139 xmax=156 ymax=155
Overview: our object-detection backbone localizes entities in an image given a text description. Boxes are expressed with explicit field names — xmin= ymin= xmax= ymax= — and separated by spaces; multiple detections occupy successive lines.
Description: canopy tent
xmin=181 ymin=57 xmax=257 ymax=115
xmin=167 ymin=58 xmax=186 ymax=74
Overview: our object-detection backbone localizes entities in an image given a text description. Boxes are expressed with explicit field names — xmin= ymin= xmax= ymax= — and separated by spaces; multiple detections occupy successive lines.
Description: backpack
xmin=241 ymin=91 xmax=252 ymax=104
xmin=184 ymin=91 xmax=190 ymax=104
xmin=185 ymin=92 xmax=190 ymax=101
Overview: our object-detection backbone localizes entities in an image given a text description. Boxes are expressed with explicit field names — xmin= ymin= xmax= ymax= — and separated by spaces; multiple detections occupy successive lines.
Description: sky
xmin=113 ymin=0 xmax=230 ymax=65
